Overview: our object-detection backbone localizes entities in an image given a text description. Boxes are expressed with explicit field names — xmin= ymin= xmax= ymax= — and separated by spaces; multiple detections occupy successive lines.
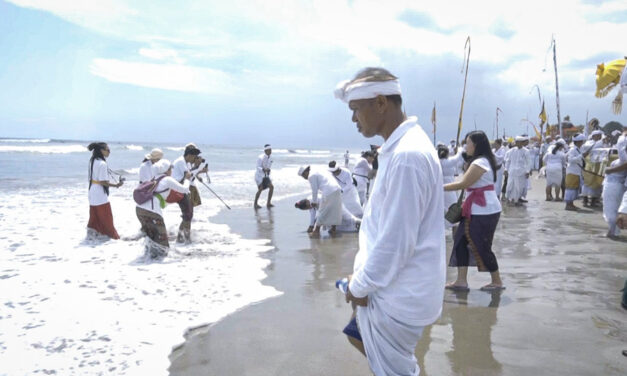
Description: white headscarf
xmin=153 ymin=159 xmax=171 ymax=175
xmin=334 ymin=78 xmax=402 ymax=103
xmin=573 ymin=134 xmax=586 ymax=142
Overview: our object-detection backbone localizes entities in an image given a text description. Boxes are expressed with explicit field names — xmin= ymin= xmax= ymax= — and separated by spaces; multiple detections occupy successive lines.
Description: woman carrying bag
xmin=443 ymin=131 xmax=504 ymax=291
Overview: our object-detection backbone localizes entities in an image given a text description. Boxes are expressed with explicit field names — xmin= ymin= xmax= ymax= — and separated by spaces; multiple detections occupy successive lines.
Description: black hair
xmin=552 ymin=143 xmax=564 ymax=154
xmin=87 ymin=142 xmax=109 ymax=195
xmin=328 ymin=160 xmax=337 ymax=168
xmin=465 ymin=131 xmax=498 ymax=182
xmin=294 ymin=199 xmax=309 ymax=210
xmin=184 ymin=147 xmax=201 ymax=157
xmin=264 ymin=144 xmax=271 ymax=148
xmin=437 ymin=145 xmax=449 ymax=159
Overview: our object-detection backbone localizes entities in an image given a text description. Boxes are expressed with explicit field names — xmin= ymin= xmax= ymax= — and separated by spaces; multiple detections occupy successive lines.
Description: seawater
xmin=0 ymin=138 xmax=362 ymax=375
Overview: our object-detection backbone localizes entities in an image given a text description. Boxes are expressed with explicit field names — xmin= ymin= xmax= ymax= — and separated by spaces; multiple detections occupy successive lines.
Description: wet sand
xmin=169 ymin=178 xmax=627 ymax=375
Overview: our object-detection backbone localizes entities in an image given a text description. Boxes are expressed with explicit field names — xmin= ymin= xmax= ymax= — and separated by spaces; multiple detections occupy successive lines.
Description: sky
xmin=0 ymin=0 xmax=625 ymax=148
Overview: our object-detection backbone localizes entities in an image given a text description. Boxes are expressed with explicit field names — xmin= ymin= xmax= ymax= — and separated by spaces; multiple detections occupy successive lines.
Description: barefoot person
xmin=444 ymin=131 xmax=504 ymax=291
xmin=504 ymin=136 xmax=530 ymax=206
xmin=136 ymin=159 xmax=190 ymax=258
xmin=335 ymin=67 xmax=445 ymax=376
xmin=87 ymin=142 xmax=124 ymax=239
xmin=328 ymin=160 xmax=363 ymax=218
xmin=543 ymin=140 xmax=566 ymax=201
xmin=298 ymin=165 xmax=342 ymax=235
xmin=254 ymin=144 xmax=274 ymax=209
xmin=172 ymin=145 xmax=201 ymax=242
xmin=565 ymin=134 xmax=589 ymax=211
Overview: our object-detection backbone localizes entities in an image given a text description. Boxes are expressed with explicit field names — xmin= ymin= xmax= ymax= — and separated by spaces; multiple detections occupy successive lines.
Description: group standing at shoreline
xmin=84 ymin=66 xmax=627 ymax=376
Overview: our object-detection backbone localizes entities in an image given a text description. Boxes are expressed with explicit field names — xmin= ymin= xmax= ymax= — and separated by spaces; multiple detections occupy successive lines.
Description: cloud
xmin=89 ymin=58 xmax=235 ymax=94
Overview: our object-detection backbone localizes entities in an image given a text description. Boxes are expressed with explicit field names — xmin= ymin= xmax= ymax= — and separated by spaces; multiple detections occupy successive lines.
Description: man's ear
xmin=374 ymin=95 xmax=388 ymax=114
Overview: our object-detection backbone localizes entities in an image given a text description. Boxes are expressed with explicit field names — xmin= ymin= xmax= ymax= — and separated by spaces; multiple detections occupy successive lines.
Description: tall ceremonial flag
xmin=455 ymin=37 xmax=471 ymax=146
xmin=595 ymin=58 xmax=627 ymax=114
xmin=431 ymin=102 xmax=436 ymax=145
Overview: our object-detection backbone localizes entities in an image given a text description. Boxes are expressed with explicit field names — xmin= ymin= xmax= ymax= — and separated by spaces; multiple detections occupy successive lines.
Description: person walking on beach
xmin=439 ymin=143 xmax=464 ymax=237
xmin=344 ymin=150 xmax=350 ymax=167
xmin=87 ymin=142 xmax=124 ymax=239
xmin=543 ymin=139 xmax=567 ymax=201
xmin=352 ymin=151 xmax=374 ymax=205
xmin=581 ymin=130 xmax=605 ymax=207
xmin=254 ymin=144 xmax=274 ymax=209
xmin=444 ymin=131 xmax=504 ymax=292
xmin=298 ymin=165 xmax=342 ymax=235
xmin=136 ymin=159 xmax=190 ymax=258
xmin=492 ymin=139 xmax=506 ymax=199
xmin=565 ymin=134 xmax=589 ymax=211
xmin=139 ymin=148 xmax=163 ymax=183
xmin=335 ymin=67 xmax=445 ymax=376
xmin=172 ymin=144 xmax=201 ymax=242
xmin=504 ymin=136 xmax=530 ymax=206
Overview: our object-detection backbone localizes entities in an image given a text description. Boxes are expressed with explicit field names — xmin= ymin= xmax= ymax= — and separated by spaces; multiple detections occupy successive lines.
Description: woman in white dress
xmin=542 ymin=140 xmax=566 ymax=201
xmin=438 ymin=144 xmax=464 ymax=236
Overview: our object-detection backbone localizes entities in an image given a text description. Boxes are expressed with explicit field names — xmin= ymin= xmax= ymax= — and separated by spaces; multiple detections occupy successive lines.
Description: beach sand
xmin=169 ymin=178 xmax=627 ymax=376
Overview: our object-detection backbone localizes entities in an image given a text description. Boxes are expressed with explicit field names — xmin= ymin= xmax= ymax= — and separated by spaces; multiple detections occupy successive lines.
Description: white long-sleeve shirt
xmin=308 ymin=170 xmax=341 ymax=204
xmin=349 ymin=116 xmax=445 ymax=326
xmin=255 ymin=153 xmax=273 ymax=184
xmin=139 ymin=160 xmax=155 ymax=183
xmin=332 ymin=167 xmax=354 ymax=192
xmin=504 ymin=147 xmax=530 ymax=176
xmin=493 ymin=146 xmax=506 ymax=168
xmin=620 ymin=190 xmax=627 ymax=214
xmin=566 ymin=147 xmax=584 ymax=176
xmin=137 ymin=175 xmax=189 ymax=215
xmin=440 ymin=151 xmax=463 ymax=180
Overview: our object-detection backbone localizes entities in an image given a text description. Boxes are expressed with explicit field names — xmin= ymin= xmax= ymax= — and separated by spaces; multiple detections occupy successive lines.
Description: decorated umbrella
xmin=595 ymin=57 xmax=626 ymax=114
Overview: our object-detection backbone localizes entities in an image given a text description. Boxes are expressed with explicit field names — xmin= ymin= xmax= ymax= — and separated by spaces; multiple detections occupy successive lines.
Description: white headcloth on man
xmin=334 ymin=77 xmax=402 ymax=103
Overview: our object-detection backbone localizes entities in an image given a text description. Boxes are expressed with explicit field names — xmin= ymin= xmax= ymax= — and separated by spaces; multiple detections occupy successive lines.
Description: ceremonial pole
xmin=431 ymin=101 xmax=436 ymax=145
xmin=496 ymin=107 xmax=503 ymax=139
xmin=455 ymin=37 xmax=471 ymax=147
xmin=551 ymin=35 xmax=562 ymax=138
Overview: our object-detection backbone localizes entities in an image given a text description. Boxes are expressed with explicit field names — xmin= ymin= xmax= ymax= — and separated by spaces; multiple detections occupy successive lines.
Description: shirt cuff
xmin=348 ymin=272 xmax=370 ymax=298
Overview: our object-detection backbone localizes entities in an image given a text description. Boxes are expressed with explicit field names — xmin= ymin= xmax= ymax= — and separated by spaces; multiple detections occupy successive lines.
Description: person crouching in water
xmin=87 ymin=142 xmax=124 ymax=239
xmin=136 ymin=159 xmax=190 ymax=258
xmin=254 ymin=144 xmax=274 ymax=209
xmin=139 ymin=148 xmax=163 ymax=183
xmin=172 ymin=145 xmax=201 ymax=242
xmin=328 ymin=160 xmax=363 ymax=218
xmin=298 ymin=165 xmax=342 ymax=235
xmin=295 ymin=198 xmax=361 ymax=233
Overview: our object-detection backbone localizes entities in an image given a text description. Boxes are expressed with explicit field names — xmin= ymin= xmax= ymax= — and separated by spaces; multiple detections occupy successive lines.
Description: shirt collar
xmin=379 ymin=116 xmax=417 ymax=155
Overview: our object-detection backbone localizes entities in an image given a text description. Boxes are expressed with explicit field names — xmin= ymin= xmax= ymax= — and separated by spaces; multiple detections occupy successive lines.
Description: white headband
xmin=573 ymin=134 xmax=586 ymax=142
xmin=264 ymin=145 xmax=272 ymax=151
xmin=334 ymin=78 xmax=402 ymax=103
xmin=328 ymin=166 xmax=340 ymax=173
xmin=154 ymin=159 xmax=171 ymax=175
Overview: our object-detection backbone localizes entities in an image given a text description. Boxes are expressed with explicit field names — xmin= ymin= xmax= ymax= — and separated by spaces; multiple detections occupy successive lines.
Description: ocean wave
xmin=125 ymin=144 xmax=144 ymax=151
xmin=0 ymin=138 xmax=51 ymax=143
xmin=166 ymin=147 xmax=185 ymax=151
xmin=311 ymin=150 xmax=331 ymax=154
xmin=0 ymin=145 xmax=87 ymax=154
xmin=272 ymin=149 xmax=289 ymax=153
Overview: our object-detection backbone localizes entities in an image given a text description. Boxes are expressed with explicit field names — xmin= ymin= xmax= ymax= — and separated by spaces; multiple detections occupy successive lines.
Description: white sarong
xmin=342 ymin=186 xmax=363 ymax=219
xmin=506 ymin=173 xmax=527 ymax=201
xmin=545 ymin=166 xmax=563 ymax=187
xmin=315 ymin=190 xmax=342 ymax=226
xmin=602 ymin=182 xmax=626 ymax=236
xmin=356 ymin=299 xmax=424 ymax=376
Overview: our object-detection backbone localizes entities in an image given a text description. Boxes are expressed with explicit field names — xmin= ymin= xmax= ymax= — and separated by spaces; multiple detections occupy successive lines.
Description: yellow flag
xmin=532 ymin=123 xmax=541 ymax=139
xmin=538 ymin=101 xmax=547 ymax=125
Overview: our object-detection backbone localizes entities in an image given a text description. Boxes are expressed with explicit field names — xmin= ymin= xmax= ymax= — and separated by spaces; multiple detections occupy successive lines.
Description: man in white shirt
xmin=344 ymin=150 xmax=350 ymax=167
xmin=172 ymin=145 xmax=201 ymax=242
xmin=328 ymin=160 xmax=363 ymax=218
xmin=298 ymin=165 xmax=342 ymax=235
xmin=504 ymin=136 xmax=530 ymax=206
xmin=492 ymin=139 xmax=506 ymax=199
xmin=352 ymin=151 xmax=374 ymax=205
xmin=334 ymin=67 xmax=445 ymax=376
xmin=254 ymin=144 xmax=274 ymax=209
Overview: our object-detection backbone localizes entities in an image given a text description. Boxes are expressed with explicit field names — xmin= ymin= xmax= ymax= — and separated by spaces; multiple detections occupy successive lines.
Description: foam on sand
xmin=0 ymin=145 xmax=87 ymax=154
xmin=0 ymin=184 xmax=281 ymax=375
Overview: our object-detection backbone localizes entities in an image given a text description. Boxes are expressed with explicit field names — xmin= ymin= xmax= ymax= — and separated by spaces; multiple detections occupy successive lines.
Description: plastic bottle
xmin=336 ymin=278 xmax=348 ymax=294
